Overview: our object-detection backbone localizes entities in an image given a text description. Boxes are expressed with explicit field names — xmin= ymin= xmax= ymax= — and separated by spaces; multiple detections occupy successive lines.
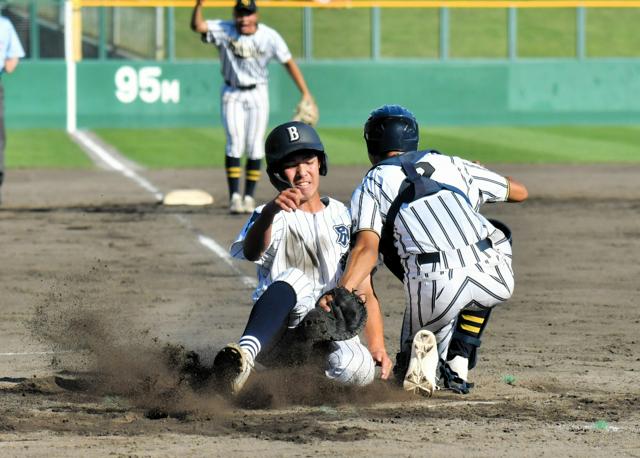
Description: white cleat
xmin=242 ymin=195 xmax=255 ymax=214
xmin=213 ymin=344 xmax=253 ymax=396
xmin=229 ymin=193 xmax=244 ymax=214
xmin=403 ymin=329 xmax=439 ymax=397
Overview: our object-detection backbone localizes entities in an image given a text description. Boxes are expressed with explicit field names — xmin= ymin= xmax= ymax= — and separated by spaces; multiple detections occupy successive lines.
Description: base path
xmin=0 ymin=164 xmax=638 ymax=456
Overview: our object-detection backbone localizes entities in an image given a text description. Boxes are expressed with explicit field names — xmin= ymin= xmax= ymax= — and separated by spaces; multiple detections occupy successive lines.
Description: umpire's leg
xmin=0 ymin=81 xmax=5 ymax=203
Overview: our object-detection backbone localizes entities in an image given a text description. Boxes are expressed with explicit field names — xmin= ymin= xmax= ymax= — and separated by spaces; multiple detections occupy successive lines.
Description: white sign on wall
xmin=115 ymin=66 xmax=180 ymax=104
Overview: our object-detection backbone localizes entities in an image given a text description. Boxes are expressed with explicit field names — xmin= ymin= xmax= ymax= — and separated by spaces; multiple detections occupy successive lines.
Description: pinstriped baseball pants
xmin=220 ymin=84 xmax=269 ymax=160
xmin=400 ymin=242 xmax=515 ymax=361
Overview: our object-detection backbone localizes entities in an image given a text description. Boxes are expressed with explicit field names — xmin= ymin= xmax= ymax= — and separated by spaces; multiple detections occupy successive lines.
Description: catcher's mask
xmin=265 ymin=121 xmax=328 ymax=191
xmin=364 ymin=104 xmax=419 ymax=160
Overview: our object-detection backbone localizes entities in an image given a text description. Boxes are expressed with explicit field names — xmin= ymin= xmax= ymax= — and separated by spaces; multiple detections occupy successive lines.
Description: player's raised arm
xmin=242 ymin=188 xmax=302 ymax=260
xmin=190 ymin=0 xmax=208 ymax=33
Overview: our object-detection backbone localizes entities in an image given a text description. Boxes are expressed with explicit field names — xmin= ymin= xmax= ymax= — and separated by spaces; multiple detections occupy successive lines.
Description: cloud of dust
xmin=27 ymin=282 xmax=230 ymax=418
xmin=27 ymin=276 xmax=410 ymax=416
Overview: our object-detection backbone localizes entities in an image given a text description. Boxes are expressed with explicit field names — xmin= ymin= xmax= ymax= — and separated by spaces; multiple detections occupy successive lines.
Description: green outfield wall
xmin=5 ymin=59 xmax=640 ymax=129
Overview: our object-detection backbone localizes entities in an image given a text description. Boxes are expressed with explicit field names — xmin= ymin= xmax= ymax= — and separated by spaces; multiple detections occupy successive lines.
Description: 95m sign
xmin=115 ymin=66 xmax=180 ymax=104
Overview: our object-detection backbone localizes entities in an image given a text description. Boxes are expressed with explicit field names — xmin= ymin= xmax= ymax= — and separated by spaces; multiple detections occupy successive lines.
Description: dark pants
xmin=0 ymin=82 xmax=5 ymax=188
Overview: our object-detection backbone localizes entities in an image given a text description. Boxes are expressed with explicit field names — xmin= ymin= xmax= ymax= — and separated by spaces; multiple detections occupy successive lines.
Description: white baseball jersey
xmin=350 ymin=151 xmax=515 ymax=357
xmin=203 ymin=20 xmax=291 ymax=160
xmin=230 ymin=196 xmax=352 ymax=302
xmin=230 ymin=197 xmax=375 ymax=386
xmin=204 ymin=20 xmax=291 ymax=87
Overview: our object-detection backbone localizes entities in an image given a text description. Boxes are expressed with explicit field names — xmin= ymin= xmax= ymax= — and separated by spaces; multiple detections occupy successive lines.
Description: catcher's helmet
xmin=364 ymin=105 xmax=419 ymax=158
xmin=265 ymin=121 xmax=328 ymax=191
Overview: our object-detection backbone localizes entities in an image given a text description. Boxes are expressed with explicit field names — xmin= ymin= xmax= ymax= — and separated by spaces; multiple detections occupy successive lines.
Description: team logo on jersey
xmin=230 ymin=39 xmax=259 ymax=59
xmin=287 ymin=126 xmax=300 ymax=142
xmin=334 ymin=224 xmax=349 ymax=248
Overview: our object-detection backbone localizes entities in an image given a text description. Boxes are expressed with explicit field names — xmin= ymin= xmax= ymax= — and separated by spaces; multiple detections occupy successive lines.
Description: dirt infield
xmin=1 ymin=165 xmax=639 ymax=456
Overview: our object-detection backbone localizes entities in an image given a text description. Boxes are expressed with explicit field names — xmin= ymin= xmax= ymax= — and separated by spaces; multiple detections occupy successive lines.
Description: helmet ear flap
xmin=269 ymin=172 xmax=292 ymax=191
xmin=318 ymin=152 xmax=328 ymax=176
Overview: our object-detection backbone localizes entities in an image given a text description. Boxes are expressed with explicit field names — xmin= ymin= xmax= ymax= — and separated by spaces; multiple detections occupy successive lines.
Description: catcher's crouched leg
xmin=325 ymin=338 xmax=375 ymax=386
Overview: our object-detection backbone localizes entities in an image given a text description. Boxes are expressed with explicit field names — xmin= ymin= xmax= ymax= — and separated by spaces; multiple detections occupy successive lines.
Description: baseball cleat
xmin=242 ymin=195 xmax=255 ymax=213
xmin=229 ymin=193 xmax=244 ymax=214
xmin=403 ymin=329 xmax=438 ymax=397
xmin=212 ymin=344 xmax=253 ymax=396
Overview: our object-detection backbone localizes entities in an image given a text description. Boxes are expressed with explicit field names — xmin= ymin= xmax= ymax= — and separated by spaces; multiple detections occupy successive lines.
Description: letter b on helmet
xmin=286 ymin=126 xmax=300 ymax=141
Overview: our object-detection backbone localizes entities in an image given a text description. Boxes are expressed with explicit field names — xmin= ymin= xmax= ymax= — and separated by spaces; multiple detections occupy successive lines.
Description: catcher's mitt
xmin=292 ymin=97 xmax=319 ymax=126
xmin=299 ymin=286 xmax=368 ymax=342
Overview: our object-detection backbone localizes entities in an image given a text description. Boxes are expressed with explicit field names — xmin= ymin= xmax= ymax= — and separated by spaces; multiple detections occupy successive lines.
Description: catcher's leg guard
xmin=442 ymin=308 xmax=492 ymax=393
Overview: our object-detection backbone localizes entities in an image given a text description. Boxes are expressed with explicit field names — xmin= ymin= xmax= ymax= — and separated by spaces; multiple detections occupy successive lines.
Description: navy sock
xmin=244 ymin=158 xmax=262 ymax=197
xmin=225 ymin=156 xmax=241 ymax=197
xmin=238 ymin=281 xmax=297 ymax=361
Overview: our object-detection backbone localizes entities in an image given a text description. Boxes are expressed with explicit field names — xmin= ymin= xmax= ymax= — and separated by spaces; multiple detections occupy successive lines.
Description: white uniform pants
xmin=221 ymin=84 xmax=269 ymax=160
xmin=268 ymin=268 xmax=375 ymax=387
xmin=401 ymin=243 xmax=514 ymax=360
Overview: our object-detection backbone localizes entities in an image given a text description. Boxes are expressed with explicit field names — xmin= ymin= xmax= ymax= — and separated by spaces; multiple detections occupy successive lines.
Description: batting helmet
xmin=363 ymin=105 xmax=419 ymax=158
xmin=265 ymin=121 xmax=328 ymax=191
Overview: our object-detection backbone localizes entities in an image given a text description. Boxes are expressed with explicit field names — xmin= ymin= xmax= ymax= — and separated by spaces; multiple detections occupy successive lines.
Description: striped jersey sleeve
xmin=350 ymin=171 xmax=384 ymax=237
xmin=229 ymin=204 xmax=285 ymax=268
xmin=455 ymin=157 xmax=509 ymax=207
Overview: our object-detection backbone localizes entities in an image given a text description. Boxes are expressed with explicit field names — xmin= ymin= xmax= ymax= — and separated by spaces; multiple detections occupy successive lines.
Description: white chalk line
xmin=70 ymin=130 xmax=257 ymax=289
xmin=72 ymin=130 xmax=163 ymax=201
xmin=0 ymin=351 xmax=75 ymax=357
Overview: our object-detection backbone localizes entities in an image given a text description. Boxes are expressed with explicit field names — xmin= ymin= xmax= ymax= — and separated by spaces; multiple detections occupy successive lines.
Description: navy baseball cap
xmin=234 ymin=0 xmax=257 ymax=15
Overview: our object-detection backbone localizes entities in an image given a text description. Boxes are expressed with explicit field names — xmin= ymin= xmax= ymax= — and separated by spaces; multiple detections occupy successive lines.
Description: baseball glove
xmin=299 ymin=286 xmax=368 ymax=342
xmin=292 ymin=97 xmax=319 ymax=126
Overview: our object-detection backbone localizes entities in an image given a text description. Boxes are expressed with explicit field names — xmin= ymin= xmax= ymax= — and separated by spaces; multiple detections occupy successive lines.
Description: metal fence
xmin=4 ymin=0 xmax=640 ymax=60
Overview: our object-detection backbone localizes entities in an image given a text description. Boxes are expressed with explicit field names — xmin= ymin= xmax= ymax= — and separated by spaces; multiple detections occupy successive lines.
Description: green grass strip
xmin=95 ymin=126 xmax=640 ymax=168
xmin=6 ymin=129 xmax=92 ymax=169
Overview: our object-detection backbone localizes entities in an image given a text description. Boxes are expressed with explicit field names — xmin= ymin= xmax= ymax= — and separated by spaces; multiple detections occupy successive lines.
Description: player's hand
xmin=370 ymin=348 xmax=392 ymax=380
xmin=267 ymin=187 xmax=303 ymax=214
xmin=317 ymin=292 xmax=333 ymax=312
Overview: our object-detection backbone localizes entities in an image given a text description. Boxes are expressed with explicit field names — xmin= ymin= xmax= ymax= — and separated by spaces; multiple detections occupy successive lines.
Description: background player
xmin=191 ymin=0 xmax=316 ymax=214
xmin=0 ymin=13 xmax=25 ymax=205
xmin=320 ymin=105 xmax=528 ymax=396
xmin=212 ymin=121 xmax=391 ymax=395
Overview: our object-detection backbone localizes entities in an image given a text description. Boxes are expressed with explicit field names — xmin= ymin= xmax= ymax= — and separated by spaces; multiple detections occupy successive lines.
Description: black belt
xmin=225 ymin=80 xmax=256 ymax=90
xmin=416 ymin=238 xmax=492 ymax=265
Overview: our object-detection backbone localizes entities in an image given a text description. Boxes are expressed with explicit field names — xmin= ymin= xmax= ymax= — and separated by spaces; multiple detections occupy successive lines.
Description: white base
xmin=163 ymin=189 xmax=214 ymax=206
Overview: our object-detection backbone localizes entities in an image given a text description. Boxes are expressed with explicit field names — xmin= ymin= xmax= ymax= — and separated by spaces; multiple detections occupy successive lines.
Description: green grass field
xmin=175 ymin=7 xmax=640 ymax=59
xmin=6 ymin=130 xmax=92 ymax=169
xmin=89 ymin=125 xmax=640 ymax=168
xmin=7 ymin=126 xmax=639 ymax=169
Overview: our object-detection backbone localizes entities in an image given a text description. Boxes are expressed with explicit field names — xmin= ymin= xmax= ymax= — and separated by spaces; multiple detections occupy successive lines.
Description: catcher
xmin=211 ymin=121 xmax=391 ymax=395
